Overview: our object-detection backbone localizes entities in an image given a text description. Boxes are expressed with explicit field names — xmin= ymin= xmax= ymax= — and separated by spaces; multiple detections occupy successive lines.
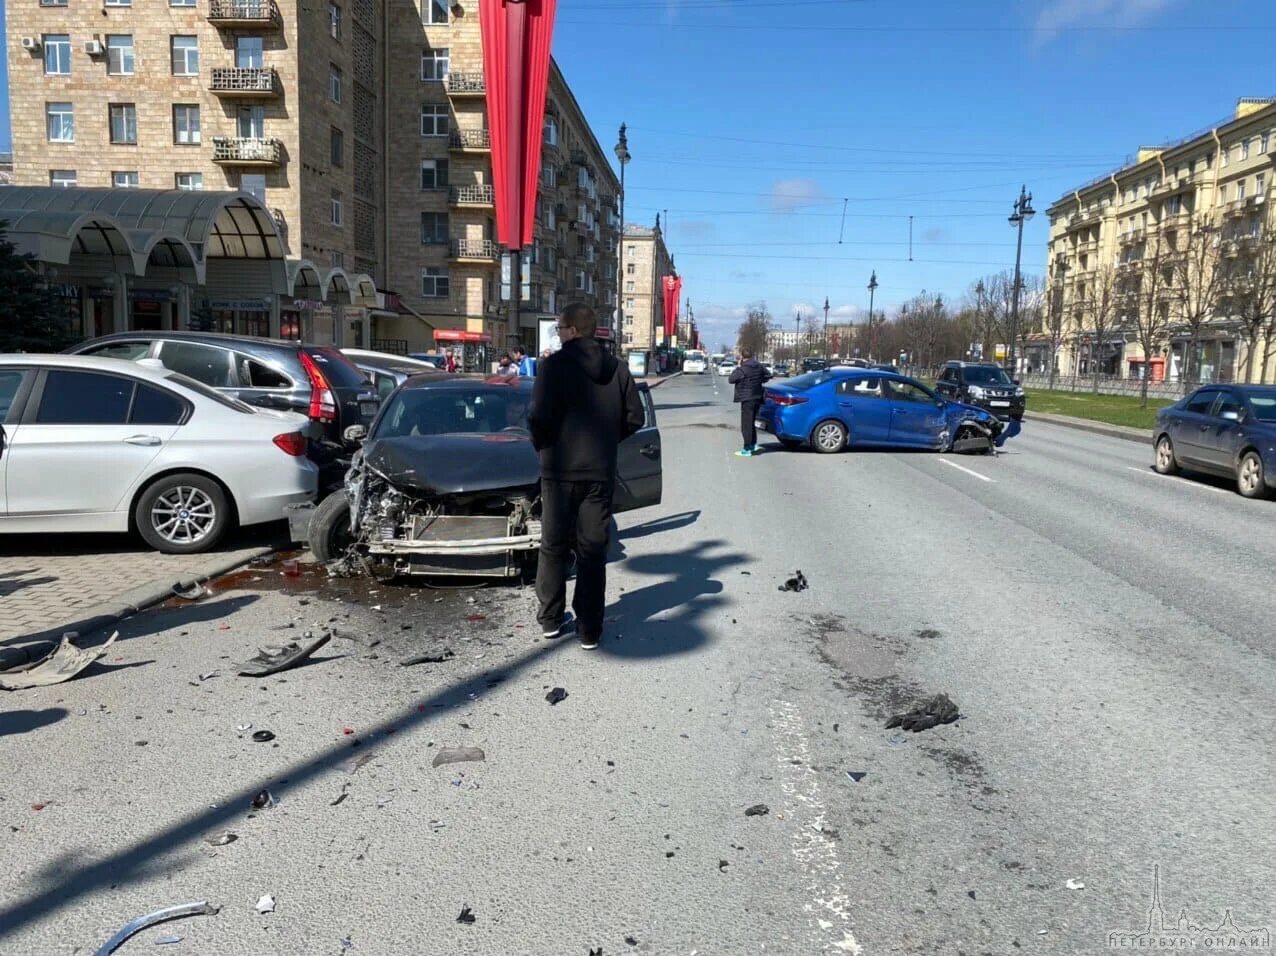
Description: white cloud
xmin=770 ymin=178 xmax=827 ymax=214
xmin=1034 ymin=0 xmax=1176 ymax=42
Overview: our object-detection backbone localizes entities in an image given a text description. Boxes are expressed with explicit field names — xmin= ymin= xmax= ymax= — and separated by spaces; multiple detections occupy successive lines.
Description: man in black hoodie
xmin=728 ymin=348 xmax=772 ymax=456
xmin=529 ymin=304 xmax=646 ymax=649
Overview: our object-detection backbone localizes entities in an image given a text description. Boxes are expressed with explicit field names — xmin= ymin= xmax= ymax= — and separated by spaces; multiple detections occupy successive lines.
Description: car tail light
xmin=299 ymin=351 xmax=338 ymax=423
xmin=273 ymin=432 xmax=308 ymax=457
xmin=770 ymin=394 xmax=808 ymax=407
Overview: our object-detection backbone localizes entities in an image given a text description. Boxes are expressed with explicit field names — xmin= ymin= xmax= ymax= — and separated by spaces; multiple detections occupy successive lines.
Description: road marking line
xmin=1124 ymin=466 xmax=1232 ymax=494
xmin=938 ymin=458 xmax=993 ymax=482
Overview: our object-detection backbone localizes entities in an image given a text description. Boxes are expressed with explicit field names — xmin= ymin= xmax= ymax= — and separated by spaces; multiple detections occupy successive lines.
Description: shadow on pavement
xmin=617 ymin=510 xmax=701 ymax=541
xmin=0 ymin=524 xmax=287 ymax=559
xmin=0 ymin=539 xmax=728 ymax=937
xmin=0 ymin=708 xmax=68 ymax=737
xmin=0 ymin=571 xmax=58 ymax=598
xmin=111 ymin=595 xmax=262 ymax=645
xmin=653 ymin=401 xmax=719 ymax=411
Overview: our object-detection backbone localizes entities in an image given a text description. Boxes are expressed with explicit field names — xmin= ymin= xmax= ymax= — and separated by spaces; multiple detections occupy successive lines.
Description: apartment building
xmin=7 ymin=0 xmax=620 ymax=354
xmin=618 ymin=220 xmax=674 ymax=351
xmin=1045 ymin=98 xmax=1276 ymax=384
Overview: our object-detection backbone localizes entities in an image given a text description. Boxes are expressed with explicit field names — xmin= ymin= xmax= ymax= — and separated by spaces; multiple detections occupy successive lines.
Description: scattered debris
xmin=251 ymin=730 xmax=276 ymax=743
xmin=342 ymin=727 xmax=355 ymax=736
xmin=204 ymin=832 xmax=237 ymax=847
xmin=718 ymin=860 xmax=729 ymax=871
xmin=0 ymin=630 xmax=119 ymax=691
xmin=914 ymin=628 xmax=942 ymax=640
xmin=456 ymin=906 xmax=476 ymax=924
xmin=884 ymin=693 xmax=960 ymax=732
xmin=545 ymin=687 xmax=569 ymax=706
xmin=778 ymin=570 xmax=808 ymax=593
xmin=31 ymin=803 xmax=46 ymax=812
xmin=432 ymin=747 xmax=485 ymax=768
xmin=154 ymin=935 xmax=184 ymax=945
xmin=465 ymin=614 xmax=486 ymax=623
xmin=1065 ymin=879 xmax=1086 ymax=891
xmin=236 ymin=724 xmax=253 ymax=733
xmin=198 ymin=672 xmax=218 ymax=682
xmin=744 ymin=804 xmax=770 ymax=817
xmin=171 ymin=582 xmax=208 ymax=602
xmin=330 ymin=785 xmax=350 ymax=807
xmin=250 ymin=790 xmax=275 ymax=811
xmin=400 ymin=649 xmax=455 ymax=666
xmin=0 ymin=641 xmax=57 ymax=672
xmin=236 ymin=633 xmax=331 ymax=678
xmin=93 ymin=901 xmax=220 ymax=956
xmin=344 ymin=753 xmax=376 ymax=775
xmin=967 ymin=890 xmax=977 ymax=900
xmin=255 ymin=895 xmax=275 ymax=915
xmin=846 ymin=771 xmax=867 ymax=783
xmin=590 ymin=949 xmax=603 ymax=956
xmin=625 ymin=936 xmax=639 ymax=946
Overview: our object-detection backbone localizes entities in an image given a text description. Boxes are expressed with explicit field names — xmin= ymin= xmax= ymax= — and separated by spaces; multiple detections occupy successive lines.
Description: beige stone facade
xmin=7 ymin=0 xmax=620 ymax=353
xmin=619 ymin=221 xmax=674 ymax=352
xmin=1046 ymin=98 xmax=1276 ymax=384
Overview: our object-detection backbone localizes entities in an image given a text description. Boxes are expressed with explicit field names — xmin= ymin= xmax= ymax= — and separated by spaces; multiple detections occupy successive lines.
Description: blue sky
xmin=1 ymin=0 xmax=1270 ymax=348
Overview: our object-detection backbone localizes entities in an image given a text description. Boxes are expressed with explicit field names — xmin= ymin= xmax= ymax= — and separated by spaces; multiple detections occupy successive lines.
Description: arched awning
xmin=287 ymin=259 xmax=324 ymax=300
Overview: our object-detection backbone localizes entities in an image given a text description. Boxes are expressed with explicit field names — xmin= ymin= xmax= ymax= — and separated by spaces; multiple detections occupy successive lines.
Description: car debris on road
xmin=0 ymin=631 xmax=119 ymax=691
xmin=93 ymin=901 xmax=220 ymax=956
xmin=236 ymin=633 xmax=331 ymax=677
xmin=885 ymin=693 xmax=960 ymax=732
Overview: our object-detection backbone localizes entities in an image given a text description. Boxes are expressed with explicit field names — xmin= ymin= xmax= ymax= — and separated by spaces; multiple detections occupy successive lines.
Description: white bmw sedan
xmin=0 ymin=354 xmax=318 ymax=554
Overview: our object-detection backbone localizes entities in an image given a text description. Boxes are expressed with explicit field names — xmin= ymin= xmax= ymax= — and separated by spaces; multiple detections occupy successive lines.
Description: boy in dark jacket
xmin=529 ymin=304 xmax=645 ymax=649
xmin=728 ymin=348 xmax=772 ymax=456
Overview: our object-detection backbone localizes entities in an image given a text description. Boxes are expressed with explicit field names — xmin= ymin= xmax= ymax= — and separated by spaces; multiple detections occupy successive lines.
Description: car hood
xmin=362 ymin=432 xmax=540 ymax=497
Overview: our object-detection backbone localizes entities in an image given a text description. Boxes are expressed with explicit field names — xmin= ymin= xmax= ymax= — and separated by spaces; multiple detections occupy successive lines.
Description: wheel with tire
xmin=1154 ymin=435 xmax=1180 ymax=476
xmin=135 ymin=473 xmax=230 ymax=554
xmin=779 ymin=437 xmax=803 ymax=451
xmin=309 ymin=492 xmax=354 ymax=562
xmin=1237 ymin=450 xmax=1270 ymax=499
xmin=811 ymin=419 xmax=847 ymax=454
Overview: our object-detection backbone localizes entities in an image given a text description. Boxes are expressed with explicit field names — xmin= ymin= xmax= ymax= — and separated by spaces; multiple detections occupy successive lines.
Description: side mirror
xmin=1220 ymin=410 xmax=1241 ymax=423
xmin=343 ymin=424 xmax=367 ymax=443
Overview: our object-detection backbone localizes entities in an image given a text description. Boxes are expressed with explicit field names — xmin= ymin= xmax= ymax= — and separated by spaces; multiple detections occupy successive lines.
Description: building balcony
xmin=207 ymin=0 xmax=279 ymax=26
xmin=445 ymin=72 xmax=485 ymax=96
xmin=449 ymin=184 xmax=494 ymax=207
xmin=270 ymin=207 xmax=286 ymax=236
xmin=210 ymin=67 xmax=278 ymax=97
xmin=212 ymin=136 xmax=282 ymax=166
xmin=449 ymin=128 xmax=490 ymax=151
xmin=449 ymin=238 xmax=500 ymax=262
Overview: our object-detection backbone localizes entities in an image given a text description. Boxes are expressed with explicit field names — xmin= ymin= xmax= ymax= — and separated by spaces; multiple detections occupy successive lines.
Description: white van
xmin=684 ymin=350 xmax=708 ymax=374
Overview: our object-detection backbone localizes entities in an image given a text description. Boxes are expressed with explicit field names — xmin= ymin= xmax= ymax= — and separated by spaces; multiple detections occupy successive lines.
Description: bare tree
xmin=1044 ymin=267 xmax=1067 ymax=390
xmin=896 ymin=293 xmax=947 ymax=371
xmin=1015 ymin=275 xmax=1045 ymax=374
xmin=801 ymin=313 xmax=823 ymax=359
xmin=1218 ymin=226 xmax=1276 ymax=383
xmin=1168 ymin=215 xmax=1225 ymax=388
xmin=1121 ymin=229 xmax=1175 ymax=406
xmin=735 ymin=302 xmax=773 ymax=357
xmin=1080 ymin=264 xmax=1122 ymax=394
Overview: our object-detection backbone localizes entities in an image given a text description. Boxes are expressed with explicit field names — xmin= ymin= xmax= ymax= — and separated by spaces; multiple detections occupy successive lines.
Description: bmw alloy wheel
xmin=150 ymin=485 xmax=218 ymax=546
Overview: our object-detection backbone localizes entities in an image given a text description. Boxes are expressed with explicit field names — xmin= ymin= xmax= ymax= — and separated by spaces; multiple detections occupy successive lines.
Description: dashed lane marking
xmin=937 ymin=458 xmax=994 ymax=482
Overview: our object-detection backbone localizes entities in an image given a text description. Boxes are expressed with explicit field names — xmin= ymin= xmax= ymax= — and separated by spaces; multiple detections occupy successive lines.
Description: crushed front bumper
xmin=364 ymin=515 xmax=541 ymax=578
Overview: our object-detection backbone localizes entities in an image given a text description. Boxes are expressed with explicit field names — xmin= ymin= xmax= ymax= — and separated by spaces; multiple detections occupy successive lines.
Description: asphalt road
xmin=1 ymin=372 xmax=1272 ymax=955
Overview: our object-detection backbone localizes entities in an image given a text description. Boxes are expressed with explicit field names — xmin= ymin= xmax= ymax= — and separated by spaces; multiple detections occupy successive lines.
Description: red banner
xmin=661 ymin=275 xmax=681 ymax=340
xmin=480 ymin=0 xmax=557 ymax=251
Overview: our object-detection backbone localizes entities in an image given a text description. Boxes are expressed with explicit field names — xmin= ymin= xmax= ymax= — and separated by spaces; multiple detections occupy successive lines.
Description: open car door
xmin=613 ymin=383 xmax=662 ymax=513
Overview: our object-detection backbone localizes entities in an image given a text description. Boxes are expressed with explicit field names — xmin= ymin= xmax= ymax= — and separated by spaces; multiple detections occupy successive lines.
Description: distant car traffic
xmin=1154 ymin=385 xmax=1276 ymax=498
xmin=801 ymin=357 xmax=829 ymax=373
xmin=0 ymin=354 xmax=317 ymax=553
xmin=757 ymin=368 xmax=1010 ymax=454
xmin=934 ymin=361 xmax=1025 ymax=421
xmin=772 ymin=363 xmax=790 ymax=377
xmin=342 ymin=349 xmax=446 ymax=400
xmin=717 ymin=360 xmax=737 ymax=377
xmin=684 ymin=350 xmax=709 ymax=374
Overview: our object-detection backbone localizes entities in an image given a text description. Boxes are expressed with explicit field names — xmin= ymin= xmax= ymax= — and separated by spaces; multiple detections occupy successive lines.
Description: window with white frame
xmin=1242 ymin=139 xmax=1251 ymax=161
xmin=626 ymin=262 xmax=636 ymax=275
xmin=331 ymin=126 xmax=344 ymax=166
xmin=420 ymin=104 xmax=448 ymax=136
xmin=1221 ymin=145 xmax=1230 ymax=167
xmin=113 ymin=171 xmax=139 ymax=188
xmin=109 ymin=103 xmax=137 ymax=144
xmin=546 ymin=203 xmax=557 ymax=228
xmin=421 ymin=48 xmax=449 ymax=81
xmin=171 ymin=36 xmax=199 ymax=75
xmin=105 ymin=0 xmax=131 ymax=7
xmin=236 ymin=36 xmax=264 ymax=69
xmin=1167 ymin=195 xmax=1182 ymax=215
xmin=46 ymin=102 xmax=74 ymax=143
xmin=625 ymin=280 xmax=635 ymax=292
xmin=238 ymin=105 xmax=265 ymax=139
xmin=329 ymin=64 xmax=342 ymax=103
xmin=544 ymin=116 xmax=558 ymax=146
xmin=628 ymin=245 xmax=636 ymax=258
xmin=331 ymin=190 xmax=343 ymax=226
xmin=625 ymin=297 xmax=635 ymax=313
xmin=240 ymin=173 xmax=266 ymax=203
xmin=39 ymin=0 xmax=69 ymax=6
xmin=50 ymin=170 xmax=77 ymax=187
xmin=420 ymin=211 xmax=447 ymax=243
xmin=1237 ymin=180 xmax=1246 ymax=201
xmin=543 ymin=164 xmax=556 ymax=187
xmin=170 ymin=0 xmax=196 ymax=6
xmin=107 ymin=35 xmax=135 ymax=75
xmin=43 ymin=35 xmax=71 ymax=75
xmin=420 ymin=158 xmax=448 ymax=189
xmin=423 ymin=0 xmax=447 ymax=24
xmin=176 ymin=172 xmax=203 ymax=190
xmin=329 ymin=2 xmax=342 ymax=39
xmin=173 ymin=104 xmax=200 ymax=144
xmin=1257 ymin=173 xmax=1266 ymax=196
xmin=421 ymin=267 xmax=449 ymax=298
xmin=1262 ymin=131 xmax=1271 ymax=155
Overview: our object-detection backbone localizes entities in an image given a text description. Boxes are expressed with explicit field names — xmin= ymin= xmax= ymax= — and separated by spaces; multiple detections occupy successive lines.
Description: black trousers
xmin=740 ymin=399 xmax=761 ymax=448
xmin=536 ymin=478 xmax=613 ymax=639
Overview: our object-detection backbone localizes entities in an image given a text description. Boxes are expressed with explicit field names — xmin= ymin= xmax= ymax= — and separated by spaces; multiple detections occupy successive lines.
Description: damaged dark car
xmin=303 ymin=376 xmax=662 ymax=579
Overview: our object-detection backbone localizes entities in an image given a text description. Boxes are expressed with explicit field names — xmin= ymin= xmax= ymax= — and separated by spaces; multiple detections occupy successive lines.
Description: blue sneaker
xmin=735 ymin=448 xmax=753 ymax=457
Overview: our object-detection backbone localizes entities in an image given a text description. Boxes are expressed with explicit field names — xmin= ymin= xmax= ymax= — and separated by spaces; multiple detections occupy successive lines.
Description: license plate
xmin=990 ymin=401 xmax=1010 ymax=407
xmin=755 ymin=420 xmax=768 ymax=431
xmin=360 ymin=401 xmax=379 ymax=417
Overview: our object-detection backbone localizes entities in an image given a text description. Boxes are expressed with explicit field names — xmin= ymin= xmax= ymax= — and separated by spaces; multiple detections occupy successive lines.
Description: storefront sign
xmin=205 ymin=298 xmax=270 ymax=311
xmin=434 ymin=330 xmax=493 ymax=344
xmin=132 ymin=289 xmax=172 ymax=303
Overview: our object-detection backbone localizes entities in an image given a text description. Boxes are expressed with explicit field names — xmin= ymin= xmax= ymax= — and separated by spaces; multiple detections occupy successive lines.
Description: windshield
xmin=785 ymin=371 xmax=839 ymax=390
xmin=962 ymin=366 xmax=1014 ymax=386
xmin=1246 ymin=388 xmax=1276 ymax=422
xmin=374 ymin=386 xmax=531 ymax=438
xmin=687 ymin=351 xmax=706 ymax=362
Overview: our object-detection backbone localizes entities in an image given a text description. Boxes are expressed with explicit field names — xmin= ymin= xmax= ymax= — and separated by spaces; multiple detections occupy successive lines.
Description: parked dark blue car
xmin=1154 ymin=385 xmax=1276 ymax=498
xmin=757 ymin=368 xmax=1012 ymax=454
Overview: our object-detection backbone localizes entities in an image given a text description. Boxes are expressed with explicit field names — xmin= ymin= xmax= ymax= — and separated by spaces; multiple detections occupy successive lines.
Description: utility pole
xmin=867 ymin=270 xmax=878 ymax=361
xmin=613 ymin=124 xmax=630 ymax=346
xmin=823 ymin=296 xmax=830 ymax=362
xmin=1007 ymin=184 xmax=1035 ymax=376
xmin=794 ymin=309 xmax=801 ymax=366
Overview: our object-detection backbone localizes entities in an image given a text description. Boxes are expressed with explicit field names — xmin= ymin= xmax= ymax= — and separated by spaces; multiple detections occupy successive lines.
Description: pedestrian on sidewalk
xmin=496 ymin=353 xmax=518 ymax=378
xmin=444 ymin=349 xmax=458 ymax=373
xmin=513 ymin=345 xmax=536 ymax=377
xmin=729 ymin=347 xmax=772 ymax=457
xmin=529 ymin=303 xmax=645 ymax=649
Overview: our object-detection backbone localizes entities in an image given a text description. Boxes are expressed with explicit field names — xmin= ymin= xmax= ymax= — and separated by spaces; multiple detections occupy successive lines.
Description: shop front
xmin=195 ymin=298 xmax=273 ymax=338
xmin=434 ymin=329 xmax=492 ymax=372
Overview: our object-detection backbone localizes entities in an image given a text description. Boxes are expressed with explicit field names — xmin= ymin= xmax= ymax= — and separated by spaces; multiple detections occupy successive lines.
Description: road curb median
xmin=1025 ymin=411 xmax=1150 ymax=445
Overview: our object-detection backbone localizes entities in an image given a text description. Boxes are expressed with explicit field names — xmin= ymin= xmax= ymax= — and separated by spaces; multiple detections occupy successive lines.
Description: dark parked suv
xmin=934 ymin=361 xmax=1025 ymax=420
xmin=68 ymin=332 xmax=379 ymax=485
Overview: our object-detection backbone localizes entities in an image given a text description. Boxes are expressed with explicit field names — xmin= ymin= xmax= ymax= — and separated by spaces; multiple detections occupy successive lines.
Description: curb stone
xmin=1025 ymin=411 xmax=1150 ymax=445
xmin=8 ymin=545 xmax=275 ymax=646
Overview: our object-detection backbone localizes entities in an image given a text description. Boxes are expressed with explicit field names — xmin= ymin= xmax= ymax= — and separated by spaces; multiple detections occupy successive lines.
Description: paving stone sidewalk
xmin=0 ymin=533 xmax=276 ymax=644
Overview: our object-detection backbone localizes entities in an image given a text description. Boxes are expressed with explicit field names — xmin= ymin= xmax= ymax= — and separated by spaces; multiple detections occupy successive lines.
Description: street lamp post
xmin=614 ymin=124 xmax=630 ymax=346
xmin=866 ymin=270 xmax=878 ymax=361
xmin=822 ymin=296 xmax=830 ymax=361
xmin=1007 ymin=184 xmax=1035 ymax=376
xmin=794 ymin=309 xmax=801 ymax=366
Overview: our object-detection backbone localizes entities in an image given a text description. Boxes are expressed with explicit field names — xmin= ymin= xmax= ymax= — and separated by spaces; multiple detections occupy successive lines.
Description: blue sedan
xmin=757 ymin=368 xmax=1012 ymax=454
xmin=1154 ymin=384 xmax=1276 ymax=498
